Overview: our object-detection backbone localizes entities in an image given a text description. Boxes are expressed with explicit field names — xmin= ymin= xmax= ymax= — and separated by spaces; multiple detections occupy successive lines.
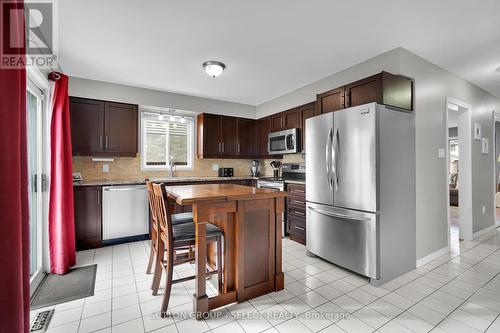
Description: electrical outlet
xmin=102 ymin=164 xmax=109 ymax=173
xmin=212 ymin=164 xmax=219 ymax=171
xmin=482 ymin=205 xmax=486 ymax=214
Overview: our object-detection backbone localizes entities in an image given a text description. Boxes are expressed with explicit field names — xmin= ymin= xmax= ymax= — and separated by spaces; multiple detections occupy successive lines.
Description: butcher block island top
xmin=162 ymin=183 xmax=287 ymax=317
xmin=164 ymin=183 xmax=287 ymax=204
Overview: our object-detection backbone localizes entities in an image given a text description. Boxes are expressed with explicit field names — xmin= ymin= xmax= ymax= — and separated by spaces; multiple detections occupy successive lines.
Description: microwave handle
xmin=286 ymin=134 xmax=294 ymax=150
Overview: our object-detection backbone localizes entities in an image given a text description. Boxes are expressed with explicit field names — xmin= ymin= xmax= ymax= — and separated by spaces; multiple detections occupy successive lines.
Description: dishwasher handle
xmin=103 ymin=186 xmax=146 ymax=191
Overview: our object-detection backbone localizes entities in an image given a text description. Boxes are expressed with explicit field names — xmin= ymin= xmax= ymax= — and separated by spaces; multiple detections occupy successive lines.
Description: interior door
xmin=333 ymin=104 xmax=377 ymax=212
xmin=305 ymin=112 xmax=334 ymax=206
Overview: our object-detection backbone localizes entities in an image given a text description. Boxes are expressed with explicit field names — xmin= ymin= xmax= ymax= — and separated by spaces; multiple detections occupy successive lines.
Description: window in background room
xmin=141 ymin=111 xmax=194 ymax=170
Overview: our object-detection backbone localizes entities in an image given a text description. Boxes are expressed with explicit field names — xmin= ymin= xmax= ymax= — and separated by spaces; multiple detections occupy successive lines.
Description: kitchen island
xmin=163 ymin=183 xmax=287 ymax=317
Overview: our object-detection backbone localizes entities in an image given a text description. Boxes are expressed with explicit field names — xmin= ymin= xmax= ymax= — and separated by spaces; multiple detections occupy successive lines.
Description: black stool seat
xmin=171 ymin=212 xmax=194 ymax=225
xmin=172 ymin=222 xmax=223 ymax=242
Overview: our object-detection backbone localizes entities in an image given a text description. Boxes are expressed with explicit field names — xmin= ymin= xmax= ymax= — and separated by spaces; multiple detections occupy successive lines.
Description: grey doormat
xmin=30 ymin=265 xmax=97 ymax=310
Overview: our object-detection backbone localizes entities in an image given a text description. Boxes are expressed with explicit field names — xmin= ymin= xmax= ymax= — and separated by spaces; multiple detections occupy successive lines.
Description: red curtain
xmin=48 ymin=72 xmax=76 ymax=274
xmin=0 ymin=0 xmax=30 ymax=331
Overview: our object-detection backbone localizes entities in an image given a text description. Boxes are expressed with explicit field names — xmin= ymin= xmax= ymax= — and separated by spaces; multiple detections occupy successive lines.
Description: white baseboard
xmin=473 ymin=224 xmax=497 ymax=238
xmin=416 ymin=247 xmax=449 ymax=267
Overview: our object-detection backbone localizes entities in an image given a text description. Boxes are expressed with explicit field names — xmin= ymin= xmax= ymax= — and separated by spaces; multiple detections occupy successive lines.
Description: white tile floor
xmin=31 ymin=227 xmax=500 ymax=333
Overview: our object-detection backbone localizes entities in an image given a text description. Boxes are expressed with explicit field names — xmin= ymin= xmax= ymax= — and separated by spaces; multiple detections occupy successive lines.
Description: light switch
xmin=212 ymin=164 xmax=219 ymax=171
xmin=103 ymin=164 xmax=109 ymax=173
xmin=438 ymin=148 xmax=445 ymax=159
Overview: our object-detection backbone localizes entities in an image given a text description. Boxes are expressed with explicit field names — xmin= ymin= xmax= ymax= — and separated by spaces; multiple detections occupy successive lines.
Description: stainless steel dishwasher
xmin=102 ymin=185 xmax=149 ymax=240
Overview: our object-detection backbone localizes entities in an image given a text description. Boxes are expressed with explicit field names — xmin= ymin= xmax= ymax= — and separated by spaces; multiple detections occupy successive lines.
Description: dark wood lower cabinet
xmin=285 ymin=183 xmax=306 ymax=245
xmin=74 ymin=186 xmax=102 ymax=250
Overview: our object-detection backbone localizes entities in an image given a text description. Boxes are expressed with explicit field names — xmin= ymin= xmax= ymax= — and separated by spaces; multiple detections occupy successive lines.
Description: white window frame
xmin=140 ymin=109 xmax=195 ymax=171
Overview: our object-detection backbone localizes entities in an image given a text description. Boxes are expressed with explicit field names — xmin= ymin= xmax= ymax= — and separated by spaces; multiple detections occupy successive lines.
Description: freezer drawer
xmin=306 ymin=202 xmax=379 ymax=279
xmin=102 ymin=185 xmax=149 ymax=240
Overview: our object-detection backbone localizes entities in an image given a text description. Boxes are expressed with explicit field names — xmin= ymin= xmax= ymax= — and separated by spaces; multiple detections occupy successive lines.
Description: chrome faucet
xmin=168 ymin=155 xmax=176 ymax=177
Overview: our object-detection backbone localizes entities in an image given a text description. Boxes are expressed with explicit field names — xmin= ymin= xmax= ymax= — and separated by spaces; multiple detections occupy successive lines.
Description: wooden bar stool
xmin=150 ymin=183 xmax=224 ymax=317
xmin=145 ymin=180 xmax=194 ymax=275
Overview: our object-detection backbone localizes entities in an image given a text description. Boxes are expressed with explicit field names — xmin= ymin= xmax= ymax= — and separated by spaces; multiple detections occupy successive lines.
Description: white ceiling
xmin=58 ymin=0 xmax=500 ymax=106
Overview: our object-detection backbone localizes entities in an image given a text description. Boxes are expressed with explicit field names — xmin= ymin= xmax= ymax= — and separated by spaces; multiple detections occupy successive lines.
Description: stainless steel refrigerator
xmin=305 ymin=102 xmax=415 ymax=286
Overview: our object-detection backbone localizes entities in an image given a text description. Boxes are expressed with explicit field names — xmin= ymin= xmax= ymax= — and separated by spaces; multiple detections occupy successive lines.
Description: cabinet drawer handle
xmin=99 ymin=135 xmax=103 ymax=149
xmin=222 ymin=142 xmax=224 ymax=153
xmin=291 ymin=199 xmax=305 ymax=205
xmin=291 ymin=189 xmax=305 ymax=194
xmin=293 ymin=225 xmax=305 ymax=231
xmin=105 ymin=136 xmax=109 ymax=149
xmin=292 ymin=210 xmax=305 ymax=216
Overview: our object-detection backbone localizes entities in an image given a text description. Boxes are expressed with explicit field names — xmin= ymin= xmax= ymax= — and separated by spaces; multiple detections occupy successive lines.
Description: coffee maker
xmin=251 ymin=160 xmax=260 ymax=176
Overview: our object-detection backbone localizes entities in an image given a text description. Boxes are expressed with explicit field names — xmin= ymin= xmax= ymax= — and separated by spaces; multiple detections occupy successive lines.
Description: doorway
xmin=446 ymin=98 xmax=473 ymax=251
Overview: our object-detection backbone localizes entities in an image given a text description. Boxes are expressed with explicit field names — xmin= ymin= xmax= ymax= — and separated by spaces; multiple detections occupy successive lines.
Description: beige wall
xmin=73 ymin=153 xmax=305 ymax=181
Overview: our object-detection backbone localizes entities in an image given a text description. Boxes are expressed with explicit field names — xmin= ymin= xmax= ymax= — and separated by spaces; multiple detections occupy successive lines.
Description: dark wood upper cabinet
xmin=74 ymin=186 xmax=102 ymax=250
xmin=237 ymin=118 xmax=254 ymax=157
xmin=70 ymin=97 xmax=138 ymax=157
xmin=256 ymin=116 xmax=272 ymax=157
xmin=104 ymin=102 xmax=138 ymax=156
xmin=197 ymin=113 xmax=241 ymax=158
xmin=299 ymin=102 xmax=316 ymax=152
xmin=70 ymin=97 xmax=105 ymax=155
xmin=197 ymin=113 xmax=221 ymax=158
xmin=344 ymin=71 xmax=413 ymax=110
xmin=271 ymin=113 xmax=284 ymax=132
xmin=221 ymin=117 xmax=238 ymax=156
xmin=283 ymin=108 xmax=300 ymax=130
xmin=317 ymin=87 xmax=345 ymax=114
xmin=270 ymin=107 xmax=300 ymax=132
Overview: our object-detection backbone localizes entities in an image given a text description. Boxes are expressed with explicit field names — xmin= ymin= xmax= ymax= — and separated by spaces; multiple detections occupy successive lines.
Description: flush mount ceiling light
xmin=202 ymin=61 xmax=226 ymax=78
xmin=496 ymin=66 xmax=500 ymax=73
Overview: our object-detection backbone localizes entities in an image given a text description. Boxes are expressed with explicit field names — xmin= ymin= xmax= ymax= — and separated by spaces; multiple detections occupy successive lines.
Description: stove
xmin=256 ymin=163 xmax=305 ymax=191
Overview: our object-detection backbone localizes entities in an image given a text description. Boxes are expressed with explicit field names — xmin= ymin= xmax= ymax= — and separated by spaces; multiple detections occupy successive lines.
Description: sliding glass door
xmin=27 ymin=80 xmax=45 ymax=291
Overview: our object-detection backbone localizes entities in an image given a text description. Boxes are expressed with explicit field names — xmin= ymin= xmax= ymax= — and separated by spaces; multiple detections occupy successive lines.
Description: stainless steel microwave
xmin=268 ymin=128 xmax=299 ymax=155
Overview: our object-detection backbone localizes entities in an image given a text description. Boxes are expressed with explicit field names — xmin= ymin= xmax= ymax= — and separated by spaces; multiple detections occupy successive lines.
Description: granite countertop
xmin=73 ymin=176 xmax=259 ymax=187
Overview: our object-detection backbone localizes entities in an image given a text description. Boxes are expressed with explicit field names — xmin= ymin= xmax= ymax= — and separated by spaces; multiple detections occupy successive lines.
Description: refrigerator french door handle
xmin=335 ymin=129 xmax=340 ymax=189
xmin=332 ymin=129 xmax=339 ymax=190
xmin=325 ymin=128 xmax=333 ymax=189
xmin=308 ymin=207 xmax=370 ymax=222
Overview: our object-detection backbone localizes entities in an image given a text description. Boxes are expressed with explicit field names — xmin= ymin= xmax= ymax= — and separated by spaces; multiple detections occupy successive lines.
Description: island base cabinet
xmin=197 ymin=196 xmax=284 ymax=308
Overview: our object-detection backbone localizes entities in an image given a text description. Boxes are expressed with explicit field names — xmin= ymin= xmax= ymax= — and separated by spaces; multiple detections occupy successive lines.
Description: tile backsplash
xmin=72 ymin=153 xmax=305 ymax=181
